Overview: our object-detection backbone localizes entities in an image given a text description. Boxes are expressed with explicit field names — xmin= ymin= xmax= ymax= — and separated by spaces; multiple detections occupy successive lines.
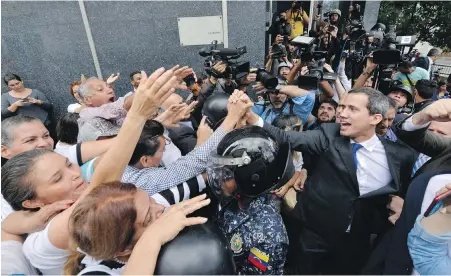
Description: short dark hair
xmin=320 ymin=98 xmax=338 ymax=110
xmin=438 ymin=80 xmax=446 ymax=86
xmin=3 ymin=73 xmax=22 ymax=85
xmin=2 ymin=149 xmax=53 ymax=211
xmin=348 ymin=87 xmax=389 ymax=116
xmin=398 ymin=61 xmax=413 ymax=70
xmin=129 ymin=120 xmax=165 ymax=165
xmin=1 ymin=116 xmax=41 ymax=147
xmin=57 ymin=113 xmax=80 ymax=145
xmin=415 ymin=79 xmax=436 ymax=100
xmin=130 ymin=71 xmax=141 ymax=81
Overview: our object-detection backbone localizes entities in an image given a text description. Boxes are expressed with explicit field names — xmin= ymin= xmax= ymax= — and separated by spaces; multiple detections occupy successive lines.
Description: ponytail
xmin=64 ymin=242 xmax=85 ymax=275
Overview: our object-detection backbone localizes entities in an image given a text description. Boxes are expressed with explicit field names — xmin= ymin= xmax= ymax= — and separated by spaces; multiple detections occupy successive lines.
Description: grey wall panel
xmin=2 ymin=0 xmax=267 ymax=123
xmin=227 ymin=0 xmax=266 ymax=68
xmin=1 ymin=1 xmax=97 ymax=120
xmin=83 ymin=0 xmax=224 ymax=96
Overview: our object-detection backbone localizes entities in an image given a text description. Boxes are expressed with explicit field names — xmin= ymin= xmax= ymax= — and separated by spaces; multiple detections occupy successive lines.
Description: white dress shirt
xmin=351 ymin=134 xmax=392 ymax=196
xmin=427 ymin=56 xmax=434 ymax=76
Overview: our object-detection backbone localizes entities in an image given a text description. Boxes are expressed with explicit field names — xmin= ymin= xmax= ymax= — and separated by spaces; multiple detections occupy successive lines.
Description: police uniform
xmin=216 ymin=194 xmax=289 ymax=275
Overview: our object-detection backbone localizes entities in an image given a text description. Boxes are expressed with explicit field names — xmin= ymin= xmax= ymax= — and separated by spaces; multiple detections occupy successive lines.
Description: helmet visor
xmin=206 ymin=160 xmax=236 ymax=202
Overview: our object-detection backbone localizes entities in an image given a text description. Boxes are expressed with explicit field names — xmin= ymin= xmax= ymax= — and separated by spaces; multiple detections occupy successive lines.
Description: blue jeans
xmin=408 ymin=215 xmax=451 ymax=275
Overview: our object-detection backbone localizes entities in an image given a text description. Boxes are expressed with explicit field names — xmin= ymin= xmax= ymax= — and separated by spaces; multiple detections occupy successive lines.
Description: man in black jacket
xmin=242 ymin=87 xmax=417 ymax=274
xmin=363 ymin=99 xmax=451 ymax=274
xmin=412 ymin=79 xmax=436 ymax=114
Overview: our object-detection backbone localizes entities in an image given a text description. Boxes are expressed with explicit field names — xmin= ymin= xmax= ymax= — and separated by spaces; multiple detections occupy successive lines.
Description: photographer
xmin=286 ymin=0 xmax=309 ymax=39
xmin=190 ymin=61 xmax=248 ymax=123
xmin=269 ymin=12 xmax=291 ymax=44
xmin=251 ymin=76 xmax=314 ymax=124
xmin=393 ymin=61 xmax=429 ymax=90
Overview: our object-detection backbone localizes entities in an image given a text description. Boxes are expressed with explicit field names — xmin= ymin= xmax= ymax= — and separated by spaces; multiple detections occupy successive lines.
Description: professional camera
xmin=255 ymin=68 xmax=279 ymax=90
xmin=297 ymin=52 xmax=338 ymax=90
xmin=199 ymin=40 xmax=250 ymax=81
xmin=371 ymin=25 xmax=402 ymax=65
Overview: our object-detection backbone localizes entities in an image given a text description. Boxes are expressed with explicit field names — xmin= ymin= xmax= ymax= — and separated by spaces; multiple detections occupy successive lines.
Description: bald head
xmin=162 ymin=94 xmax=183 ymax=110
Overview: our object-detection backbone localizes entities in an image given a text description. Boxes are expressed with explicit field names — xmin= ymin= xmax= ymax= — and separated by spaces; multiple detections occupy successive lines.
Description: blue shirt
xmin=393 ymin=67 xmax=429 ymax=89
xmin=408 ymin=215 xmax=451 ymax=275
xmin=251 ymin=92 xmax=315 ymax=125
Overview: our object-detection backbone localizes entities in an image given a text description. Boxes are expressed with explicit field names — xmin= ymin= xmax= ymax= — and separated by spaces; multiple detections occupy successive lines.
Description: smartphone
xmin=21 ymin=97 xmax=29 ymax=103
xmin=183 ymin=73 xmax=196 ymax=88
xmin=424 ymin=189 xmax=451 ymax=217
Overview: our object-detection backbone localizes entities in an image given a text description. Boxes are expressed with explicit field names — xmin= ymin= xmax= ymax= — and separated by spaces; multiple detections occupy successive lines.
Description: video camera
xmin=254 ymin=68 xmax=279 ymax=90
xmin=199 ymin=40 xmax=250 ymax=81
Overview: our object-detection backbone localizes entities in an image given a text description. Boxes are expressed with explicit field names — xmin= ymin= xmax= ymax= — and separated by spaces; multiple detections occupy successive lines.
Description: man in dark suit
xmin=239 ymin=88 xmax=417 ymax=274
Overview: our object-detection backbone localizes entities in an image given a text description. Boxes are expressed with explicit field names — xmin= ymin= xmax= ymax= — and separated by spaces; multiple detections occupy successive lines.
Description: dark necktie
xmin=352 ymin=143 xmax=363 ymax=170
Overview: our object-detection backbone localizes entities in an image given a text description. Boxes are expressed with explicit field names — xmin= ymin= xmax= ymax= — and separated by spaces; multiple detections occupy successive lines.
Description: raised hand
xmin=177 ymin=100 xmax=198 ymax=121
xmin=106 ymin=73 xmax=120 ymax=84
xmin=252 ymin=82 xmax=267 ymax=95
xmin=130 ymin=69 xmax=178 ymax=119
xmin=28 ymin=199 xmax=75 ymax=232
xmin=143 ymin=194 xmax=210 ymax=246
xmin=365 ymin=57 xmax=377 ymax=73
xmin=413 ymin=99 xmax=451 ymax=125
xmin=172 ymin=66 xmax=194 ymax=90
xmin=196 ymin=116 xmax=213 ymax=146
xmin=323 ymin=63 xmax=334 ymax=73
xmin=155 ymin=104 xmax=186 ymax=128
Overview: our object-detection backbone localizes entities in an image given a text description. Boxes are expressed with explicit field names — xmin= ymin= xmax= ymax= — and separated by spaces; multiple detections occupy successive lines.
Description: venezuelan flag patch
xmin=248 ymin=247 xmax=270 ymax=271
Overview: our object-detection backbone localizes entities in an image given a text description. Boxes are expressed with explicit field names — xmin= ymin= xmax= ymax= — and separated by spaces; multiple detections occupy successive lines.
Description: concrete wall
xmin=2 ymin=1 xmax=266 ymax=120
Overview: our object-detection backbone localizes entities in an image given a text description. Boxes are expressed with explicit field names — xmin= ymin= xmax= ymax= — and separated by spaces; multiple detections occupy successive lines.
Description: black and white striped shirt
xmin=152 ymin=174 xmax=206 ymax=207
xmin=121 ymin=128 xmax=226 ymax=198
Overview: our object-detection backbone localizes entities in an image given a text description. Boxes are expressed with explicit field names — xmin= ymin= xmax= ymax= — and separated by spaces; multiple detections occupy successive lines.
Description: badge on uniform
xmin=230 ymin=233 xmax=243 ymax=254
xmin=248 ymin=247 xmax=270 ymax=272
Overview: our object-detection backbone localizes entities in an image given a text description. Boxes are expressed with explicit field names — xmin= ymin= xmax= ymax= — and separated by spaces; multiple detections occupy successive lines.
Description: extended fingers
xmin=182 ymin=198 xmax=211 ymax=215
xmin=183 ymin=216 xmax=208 ymax=226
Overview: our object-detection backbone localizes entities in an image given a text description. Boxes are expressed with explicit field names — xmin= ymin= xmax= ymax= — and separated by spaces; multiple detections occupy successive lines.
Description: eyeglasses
xmin=164 ymin=137 xmax=172 ymax=145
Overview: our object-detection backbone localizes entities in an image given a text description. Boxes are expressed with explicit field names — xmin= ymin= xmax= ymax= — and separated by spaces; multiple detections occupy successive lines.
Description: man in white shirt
xmin=242 ymin=87 xmax=417 ymax=274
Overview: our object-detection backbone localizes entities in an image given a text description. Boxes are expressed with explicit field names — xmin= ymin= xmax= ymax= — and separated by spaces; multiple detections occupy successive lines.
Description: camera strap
xmin=404 ymin=73 xmax=415 ymax=89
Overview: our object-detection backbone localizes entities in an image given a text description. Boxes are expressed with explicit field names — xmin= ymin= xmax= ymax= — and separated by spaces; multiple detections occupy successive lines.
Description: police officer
xmin=206 ymin=123 xmax=294 ymax=275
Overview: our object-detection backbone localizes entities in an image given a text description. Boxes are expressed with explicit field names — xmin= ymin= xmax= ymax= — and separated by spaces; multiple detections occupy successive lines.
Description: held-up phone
xmin=424 ymin=189 xmax=451 ymax=217
xmin=21 ymin=97 xmax=29 ymax=103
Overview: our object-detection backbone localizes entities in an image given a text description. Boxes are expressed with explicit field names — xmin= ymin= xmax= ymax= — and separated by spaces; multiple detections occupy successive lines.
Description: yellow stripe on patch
xmin=250 ymin=248 xmax=269 ymax=263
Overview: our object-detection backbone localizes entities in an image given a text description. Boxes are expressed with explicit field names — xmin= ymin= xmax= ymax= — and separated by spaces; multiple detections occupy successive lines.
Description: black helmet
xmin=388 ymin=80 xmax=413 ymax=103
xmin=202 ymin=92 xmax=229 ymax=130
xmin=155 ymin=222 xmax=236 ymax=275
xmin=207 ymin=126 xmax=294 ymax=199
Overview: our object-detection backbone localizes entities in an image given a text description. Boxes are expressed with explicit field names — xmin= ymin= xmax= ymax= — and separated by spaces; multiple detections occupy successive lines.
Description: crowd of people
xmin=1 ymin=1 xmax=451 ymax=275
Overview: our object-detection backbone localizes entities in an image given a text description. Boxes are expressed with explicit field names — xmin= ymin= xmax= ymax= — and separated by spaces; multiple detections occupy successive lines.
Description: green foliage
xmin=378 ymin=0 xmax=451 ymax=50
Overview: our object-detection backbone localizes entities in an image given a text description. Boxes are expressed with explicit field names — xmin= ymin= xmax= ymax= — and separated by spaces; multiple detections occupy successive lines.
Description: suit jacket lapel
xmin=380 ymin=137 xmax=401 ymax=192
xmin=335 ymin=137 xmax=360 ymax=195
